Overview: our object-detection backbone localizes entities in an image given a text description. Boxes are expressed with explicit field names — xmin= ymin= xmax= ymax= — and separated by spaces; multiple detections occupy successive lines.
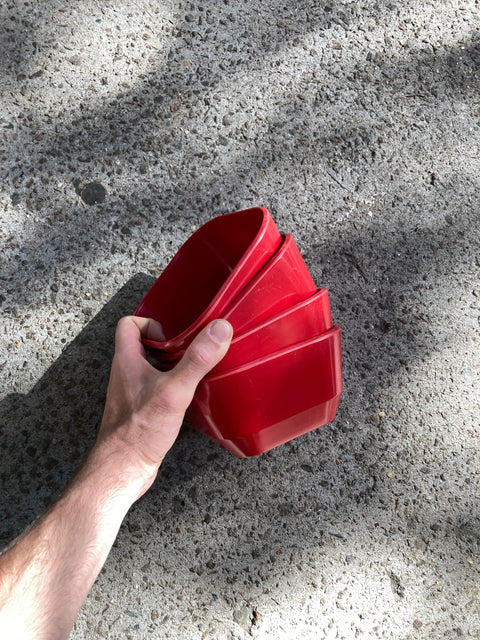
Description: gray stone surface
xmin=1 ymin=1 xmax=479 ymax=638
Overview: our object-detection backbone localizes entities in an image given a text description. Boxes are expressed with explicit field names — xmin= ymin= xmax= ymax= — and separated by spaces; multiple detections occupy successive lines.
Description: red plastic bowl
xmin=215 ymin=288 xmax=333 ymax=373
xmin=136 ymin=207 xmax=281 ymax=353
xmin=222 ymin=233 xmax=316 ymax=334
xmin=147 ymin=233 xmax=317 ymax=369
xmin=187 ymin=326 xmax=342 ymax=458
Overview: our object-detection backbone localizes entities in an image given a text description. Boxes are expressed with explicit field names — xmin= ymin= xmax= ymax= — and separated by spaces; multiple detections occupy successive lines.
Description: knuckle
xmin=115 ymin=315 xmax=131 ymax=336
xmin=187 ymin=344 xmax=213 ymax=371
xmin=118 ymin=315 xmax=133 ymax=326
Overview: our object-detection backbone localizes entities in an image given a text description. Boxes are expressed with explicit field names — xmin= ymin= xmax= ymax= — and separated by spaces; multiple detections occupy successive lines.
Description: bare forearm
xmin=0 ymin=436 xmax=152 ymax=640
xmin=0 ymin=317 xmax=232 ymax=639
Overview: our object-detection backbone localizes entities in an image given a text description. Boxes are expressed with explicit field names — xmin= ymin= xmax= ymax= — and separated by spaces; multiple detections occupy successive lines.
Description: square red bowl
xmin=135 ymin=206 xmax=281 ymax=353
xmin=187 ymin=326 xmax=342 ymax=457
xmin=222 ymin=233 xmax=316 ymax=334
xmin=144 ymin=233 xmax=317 ymax=367
xmin=214 ymin=288 xmax=333 ymax=373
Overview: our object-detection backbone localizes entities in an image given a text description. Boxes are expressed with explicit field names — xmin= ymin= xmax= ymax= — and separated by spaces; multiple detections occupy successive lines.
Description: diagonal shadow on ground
xmin=0 ymin=274 xmax=154 ymax=545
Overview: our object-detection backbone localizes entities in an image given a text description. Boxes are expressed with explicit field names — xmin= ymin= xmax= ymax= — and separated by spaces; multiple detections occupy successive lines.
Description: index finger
xmin=115 ymin=316 xmax=166 ymax=360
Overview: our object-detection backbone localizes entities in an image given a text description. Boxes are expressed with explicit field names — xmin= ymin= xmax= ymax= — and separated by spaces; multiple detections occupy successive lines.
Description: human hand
xmin=93 ymin=316 xmax=233 ymax=497
xmin=0 ymin=315 xmax=233 ymax=640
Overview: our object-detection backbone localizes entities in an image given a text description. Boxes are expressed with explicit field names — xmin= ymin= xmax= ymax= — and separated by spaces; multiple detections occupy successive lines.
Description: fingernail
xmin=208 ymin=319 xmax=232 ymax=344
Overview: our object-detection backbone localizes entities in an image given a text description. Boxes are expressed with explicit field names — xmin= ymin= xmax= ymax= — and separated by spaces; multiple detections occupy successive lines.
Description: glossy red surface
xmin=215 ymin=288 xmax=332 ymax=373
xmin=148 ymin=234 xmax=318 ymax=370
xmin=187 ymin=326 xmax=342 ymax=457
xmin=136 ymin=206 xmax=281 ymax=352
xmin=222 ymin=234 xmax=316 ymax=334
xmin=135 ymin=207 xmax=343 ymax=457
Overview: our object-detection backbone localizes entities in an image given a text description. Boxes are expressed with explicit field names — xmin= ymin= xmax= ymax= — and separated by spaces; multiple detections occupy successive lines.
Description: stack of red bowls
xmin=134 ymin=207 xmax=342 ymax=458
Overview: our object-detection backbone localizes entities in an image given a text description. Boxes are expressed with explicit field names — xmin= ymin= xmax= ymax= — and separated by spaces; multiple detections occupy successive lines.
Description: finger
xmin=114 ymin=316 xmax=165 ymax=361
xmin=122 ymin=315 xmax=166 ymax=342
xmin=170 ymin=319 xmax=233 ymax=390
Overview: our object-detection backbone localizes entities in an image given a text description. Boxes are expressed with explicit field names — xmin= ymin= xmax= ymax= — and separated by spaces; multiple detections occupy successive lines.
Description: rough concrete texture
xmin=1 ymin=0 xmax=479 ymax=638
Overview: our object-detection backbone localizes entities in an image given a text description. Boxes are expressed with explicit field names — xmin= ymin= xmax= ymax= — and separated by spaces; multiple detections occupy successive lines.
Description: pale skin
xmin=0 ymin=315 xmax=233 ymax=640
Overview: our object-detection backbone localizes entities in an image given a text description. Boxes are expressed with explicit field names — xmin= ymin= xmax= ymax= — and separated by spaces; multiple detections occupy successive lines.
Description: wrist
xmin=82 ymin=432 xmax=159 ymax=505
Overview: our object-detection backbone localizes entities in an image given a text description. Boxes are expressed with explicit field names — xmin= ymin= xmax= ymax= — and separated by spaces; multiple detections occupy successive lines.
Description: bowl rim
xmin=205 ymin=325 xmax=341 ymax=381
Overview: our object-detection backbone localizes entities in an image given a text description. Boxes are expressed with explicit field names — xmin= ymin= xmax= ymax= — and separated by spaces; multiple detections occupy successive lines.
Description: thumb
xmin=170 ymin=319 xmax=233 ymax=390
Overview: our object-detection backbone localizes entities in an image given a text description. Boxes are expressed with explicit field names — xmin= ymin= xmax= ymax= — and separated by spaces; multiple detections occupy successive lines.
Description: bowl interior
xmin=136 ymin=208 xmax=266 ymax=340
